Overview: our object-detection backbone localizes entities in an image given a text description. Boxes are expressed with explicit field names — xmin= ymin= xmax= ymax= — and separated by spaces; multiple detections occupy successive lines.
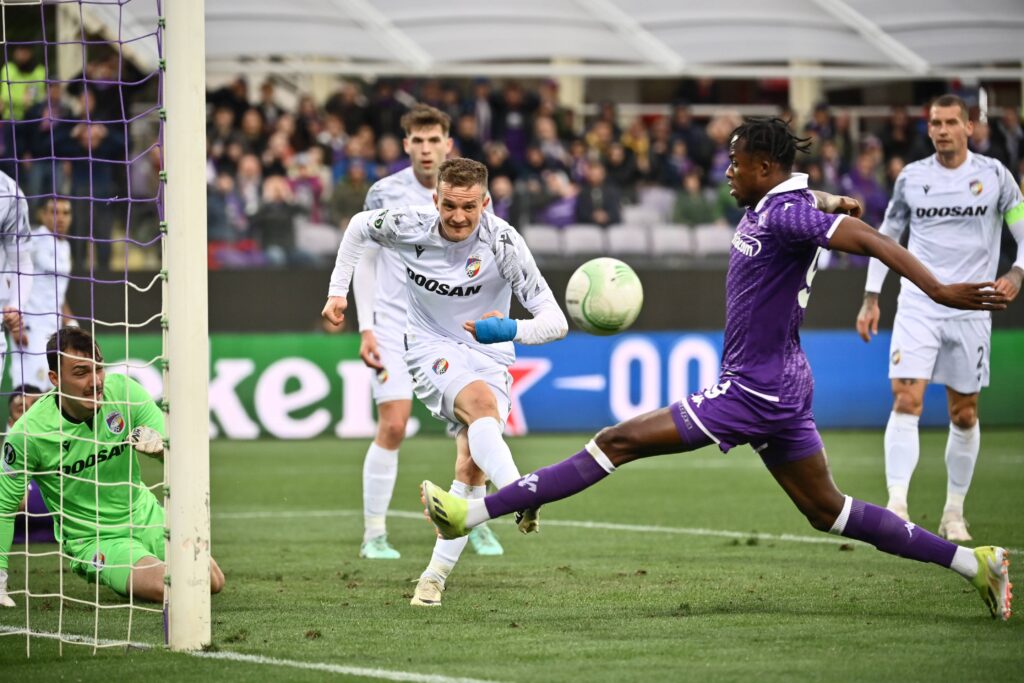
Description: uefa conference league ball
xmin=565 ymin=257 xmax=644 ymax=335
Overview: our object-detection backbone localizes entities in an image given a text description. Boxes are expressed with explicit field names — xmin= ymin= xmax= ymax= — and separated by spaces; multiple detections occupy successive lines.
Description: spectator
xmin=534 ymin=116 xmax=568 ymax=167
xmin=533 ymin=171 xmax=578 ymax=228
xmin=289 ymin=146 xmax=331 ymax=224
xmin=236 ymin=153 xmax=263 ymax=218
xmin=208 ymin=76 xmax=249 ymax=122
xmin=493 ymin=82 xmax=536 ymax=164
xmin=17 ymin=83 xmax=71 ymax=199
xmin=0 ymin=45 xmax=46 ymax=120
xmin=669 ymin=102 xmax=711 ymax=170
xmin=673 ymin=168 xmax=723 ymax=226
xmin=483 ymin=141 xmax=517 ymax=182
xmin=840 ymin=149 xmax=888 ymax=228
xmin=368 ymin=80 xmax=407 ymax=139
xmin=250 ymin=176 xmax=305 ymax=266
xmin=324 ymin=82 xmax=368 ymax=137
xmin=656 ymin=138 xmax=696 ymax=188
xmin=488 ymin=175 xmax=518 ymax=223
xmin=881 ymin=106 xmax=927 ymax=163
xmin=376 ymin=134 xmax=409 ymax=177
xmin=466 ymin=78 xmax=494 ymax=143
xmin=317 ymin=114 xmax=349 ymax=167
xmin=63 ymin=87 xmax=125 ymax=269
xmin=328 ymin=159 xmax=370 ymax=228
xmin=990 ymin=108 xmax=1023 ymax=177
xmin=575 ymin=162 xmax=621 ymax=227
xmin=453 ymin=114 xmax=484 ymax=162
xmin=256 ymin=80 xmax=284 ymax=131
xmin=238 ymin=108 xmax=268 ymax=156
xmin=207 ymin=171 xmax=248 ymax=242
xmin=604 ymin=143 xmax=640 ymax=203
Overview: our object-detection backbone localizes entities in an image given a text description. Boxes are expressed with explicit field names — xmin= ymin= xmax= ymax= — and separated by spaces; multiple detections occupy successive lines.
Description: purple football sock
xmin=483 ymin=448 xmax=612 ymax=519
xmin=841 ymin=499 xmax=957 ymax=567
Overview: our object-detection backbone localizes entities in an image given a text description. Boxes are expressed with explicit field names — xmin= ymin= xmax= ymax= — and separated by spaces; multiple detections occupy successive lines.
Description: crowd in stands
xmin=202 ymin=76 xmax=1024 ymax=269
xmin=2 ymin=40 xmax=1022 ymax=271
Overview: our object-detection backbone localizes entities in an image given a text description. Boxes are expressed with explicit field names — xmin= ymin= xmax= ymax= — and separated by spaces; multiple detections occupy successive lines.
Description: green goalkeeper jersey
xmin=0 ymin=373 xmax=166 ymax=569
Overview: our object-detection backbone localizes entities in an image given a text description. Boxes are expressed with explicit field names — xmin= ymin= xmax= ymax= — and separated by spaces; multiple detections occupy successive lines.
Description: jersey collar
xmin=754 ymin=173 xmax=809 ymax=212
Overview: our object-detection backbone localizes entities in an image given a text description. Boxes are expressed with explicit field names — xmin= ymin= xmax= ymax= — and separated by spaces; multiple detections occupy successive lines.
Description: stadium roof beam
xmin=329 ymin=0 xmax=433 ymax=73
xmin=811 ymin=0 xmax=930 ymax=75
xmin=577 ymin=0 xmax=685 ymax=73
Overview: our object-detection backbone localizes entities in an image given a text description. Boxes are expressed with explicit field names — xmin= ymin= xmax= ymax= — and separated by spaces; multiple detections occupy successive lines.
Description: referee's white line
xmin=0 ymin=625 xmax=503 ymax=683
xmin=214 ymin=508 xmax=1024 ymax=555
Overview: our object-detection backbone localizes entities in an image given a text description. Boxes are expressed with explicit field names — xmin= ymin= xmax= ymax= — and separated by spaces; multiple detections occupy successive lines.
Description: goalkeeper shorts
xmin=66 ymin=503 xmax=165 ymax=597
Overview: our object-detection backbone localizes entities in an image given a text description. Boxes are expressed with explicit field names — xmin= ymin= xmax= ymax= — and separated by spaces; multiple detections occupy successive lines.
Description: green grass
xmin=2 ymin=430 xmax=1023 ymax=682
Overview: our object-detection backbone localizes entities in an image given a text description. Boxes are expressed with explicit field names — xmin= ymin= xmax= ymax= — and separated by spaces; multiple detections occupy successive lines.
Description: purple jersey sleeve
xmin=767 ymin=193 xmax=839 ymax=250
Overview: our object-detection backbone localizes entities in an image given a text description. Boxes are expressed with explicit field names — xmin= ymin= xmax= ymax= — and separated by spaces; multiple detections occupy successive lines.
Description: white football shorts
xmin=404 ymin=338 xmax=511 ymax=436
xmin=888 ymin=310 xmax=991 ymax=394
xmin=370 ymin=337 xmax=414 ymax=404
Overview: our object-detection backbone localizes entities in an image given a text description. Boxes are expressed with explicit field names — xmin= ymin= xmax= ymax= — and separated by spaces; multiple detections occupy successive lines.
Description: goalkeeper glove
xmin=473 ymin=316 xmax=517 ymax=344
xmin=129 ymin=426 xmax=164 ymax=455
xmin=0 ymin=568 xmax=15 ymax=607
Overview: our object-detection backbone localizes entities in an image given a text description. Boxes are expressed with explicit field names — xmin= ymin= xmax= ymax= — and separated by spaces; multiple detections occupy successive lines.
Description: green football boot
xmin=468 ymin=523 xmax=504 ymax=556
xmin=359 ymin=534 xmax=401 ymax=560
xmin=420 ymin=480 xmax=468 ymax=540
xmin=970 ymin=546 xmax=1012 ymax=621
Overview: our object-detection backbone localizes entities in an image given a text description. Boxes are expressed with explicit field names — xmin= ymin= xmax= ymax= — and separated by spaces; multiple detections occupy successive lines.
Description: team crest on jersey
xmin=432 ymin=358 xmax=449 ymax=375
xmin=2 ymin=442 xmax=14 ymax=470
xmin=891 ymin=349 xmax=901 ymax=365
xmin=105 ymin=411 xmax=125 ymax=435
xmin=969 ymin=180 xmax=983 ymax=196
xmin=91 ymin=552 xmax=106 ymax=570
xmin=377 ymin=368 xmax=389 ymax=383
xmin=466 ymin=256 xmax=482 ymax=278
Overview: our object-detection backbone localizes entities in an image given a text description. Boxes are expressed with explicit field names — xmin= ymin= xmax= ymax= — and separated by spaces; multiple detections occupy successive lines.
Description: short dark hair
xmin=8 ymin=385 xmax=43 ymax=409
xmin=730 ymin=117 xmax=812 ymax=171
xmin=437 ymin=158 xmax=488 ymax=191
xmin=931 ymin=94 xmax=969 ymax=122
xmin=400 ymin=104 xmax=451 ymax=137
xmin=46 ymin=327 xmax=103 ymax=374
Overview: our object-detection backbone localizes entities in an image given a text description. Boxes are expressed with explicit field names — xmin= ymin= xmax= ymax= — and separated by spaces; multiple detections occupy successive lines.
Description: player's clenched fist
xmin=321 ymin=296 xmax=348 ymax=326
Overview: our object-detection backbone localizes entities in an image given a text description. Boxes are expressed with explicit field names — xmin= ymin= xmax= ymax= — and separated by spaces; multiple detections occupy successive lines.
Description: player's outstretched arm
xmin=830 ymin=216 xmax=1010 ymax=312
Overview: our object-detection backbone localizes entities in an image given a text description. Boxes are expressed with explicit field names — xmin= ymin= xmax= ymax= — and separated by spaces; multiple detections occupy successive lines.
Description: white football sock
xmin=421 ymin=480 xmax=472 ymax=585
xmin=884 ymin=411 xmax=920 ymax=505
xmin=950 ymin=546 xmax=978 ymax=580
xmin=362 ymin=443 xmax=398 ymax=543
xmin=467 ymin=417 xmax=521 ymax=488
xmin=944 ymin=422 xmax=980 ymax=509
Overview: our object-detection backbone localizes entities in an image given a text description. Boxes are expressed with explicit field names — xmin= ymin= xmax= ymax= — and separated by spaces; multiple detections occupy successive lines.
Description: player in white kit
xmin=7 ymin=198 xmax=73 ymax=389
xmin=323 ymin=158 xmax=568 ymax=605
xmin=0 ymin=170 xmax=34 ymax=386
xmin=857 ymin=95 xmax=1024 ymax=541
xmin=352 ymin=105 xmax=504 ymax=560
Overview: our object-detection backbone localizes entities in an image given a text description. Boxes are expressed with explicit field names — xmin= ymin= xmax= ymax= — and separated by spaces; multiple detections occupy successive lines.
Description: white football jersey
xmin=347 ymin=206 xmax=552 ymax=366
xmin=23 ymin=226 xmax=71 ymax=333
xmin=361 ymin=167 xmax=436 ymax=346
xmin=0 ymin=171 xmax=32 ymax=308
xmin=878 ymin=152 xmax=1024 ymax=319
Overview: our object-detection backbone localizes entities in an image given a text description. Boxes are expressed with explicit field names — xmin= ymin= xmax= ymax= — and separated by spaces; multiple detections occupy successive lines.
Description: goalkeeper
xmin=0 ymin=327 xmax=225 ymax=605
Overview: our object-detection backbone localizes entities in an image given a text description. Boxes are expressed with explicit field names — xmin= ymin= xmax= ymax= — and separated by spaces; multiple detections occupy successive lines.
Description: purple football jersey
xmin=719 ymin=175 xmax=843 ymax=404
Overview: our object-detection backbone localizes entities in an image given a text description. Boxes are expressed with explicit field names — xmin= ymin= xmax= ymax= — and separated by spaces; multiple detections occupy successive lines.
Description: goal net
xmin=0 ymin=0 xmax=209 ymax=654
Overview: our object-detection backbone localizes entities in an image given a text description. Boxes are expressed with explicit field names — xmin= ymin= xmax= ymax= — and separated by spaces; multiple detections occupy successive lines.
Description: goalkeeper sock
xmin=467 ymin=417 xmax=520 ymax=488
xmin=362 ymin=443 xmax=398 ymax=543
xmin=422 ymin=480 xmax=472 ymax=585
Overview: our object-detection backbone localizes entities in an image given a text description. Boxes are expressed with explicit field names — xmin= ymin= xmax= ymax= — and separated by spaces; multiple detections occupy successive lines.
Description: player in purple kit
xmin=421 ymin=118 xmax=1014 ymax=621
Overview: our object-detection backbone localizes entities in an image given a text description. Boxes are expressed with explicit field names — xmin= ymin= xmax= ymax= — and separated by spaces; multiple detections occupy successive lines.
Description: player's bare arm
xmin=829 ymin=216 xmax=1010 ymax=312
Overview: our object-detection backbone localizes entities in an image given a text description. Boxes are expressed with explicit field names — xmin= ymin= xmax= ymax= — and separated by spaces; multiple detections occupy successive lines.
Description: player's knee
xmin=892 ymin=392 xmax=923 ymax=415
xmin=376 ymin=416 xmax=407 ymax=447
xmin=210 ymin=569 xmax=225 ymax=595
xmin=594 ymin=424 xmax=638 ymax=465
xmin=950 ymin=404 xmax=977 ymax=429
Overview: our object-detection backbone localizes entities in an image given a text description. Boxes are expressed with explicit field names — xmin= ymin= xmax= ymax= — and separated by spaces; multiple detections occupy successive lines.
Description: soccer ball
xmin=565 ymin=257 xmax=643 ymax=335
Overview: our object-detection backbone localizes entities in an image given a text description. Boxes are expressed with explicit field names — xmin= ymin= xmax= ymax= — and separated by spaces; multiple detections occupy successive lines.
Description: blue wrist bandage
xmin=474 ymin=317 xmax=517 ymax=343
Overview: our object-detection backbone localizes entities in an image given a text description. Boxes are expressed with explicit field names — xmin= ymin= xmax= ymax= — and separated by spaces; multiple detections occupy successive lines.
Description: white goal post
xmin=163 ymin=0 xmax=211 ymax=652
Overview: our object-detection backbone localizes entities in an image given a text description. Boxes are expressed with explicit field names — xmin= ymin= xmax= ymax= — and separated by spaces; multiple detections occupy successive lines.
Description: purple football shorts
xmin=669 ymin=379 xmax=824 ymax=468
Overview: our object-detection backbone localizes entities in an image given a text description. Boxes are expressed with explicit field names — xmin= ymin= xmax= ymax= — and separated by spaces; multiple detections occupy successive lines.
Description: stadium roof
xmin=101 ymin=0 xmax=1024 ymax=80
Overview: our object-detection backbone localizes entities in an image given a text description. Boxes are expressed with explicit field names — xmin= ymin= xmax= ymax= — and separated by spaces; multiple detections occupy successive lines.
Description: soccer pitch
xmin=3 ymin=430 xmax=1022 ymax=681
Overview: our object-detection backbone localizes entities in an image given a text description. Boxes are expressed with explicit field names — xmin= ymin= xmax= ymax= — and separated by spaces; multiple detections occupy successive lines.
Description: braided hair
xmin=730 ymin=117 xmax=811 ymax=171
